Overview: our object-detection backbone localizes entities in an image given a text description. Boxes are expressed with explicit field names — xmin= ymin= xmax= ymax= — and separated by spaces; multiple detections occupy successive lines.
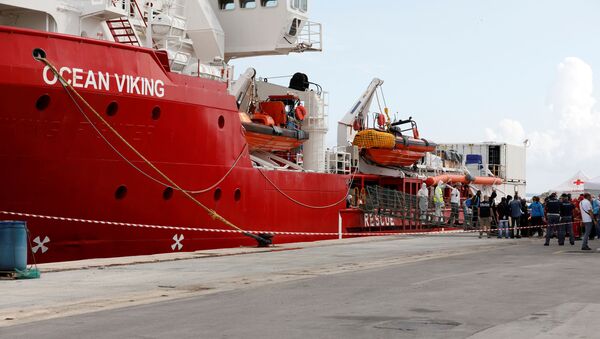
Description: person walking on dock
xmin=417 ymin=183 xmax=429 ymax=223
xmin=433 ymin=181 xmax=445 ymax=225
xmin=479 ymin=195 xmax=492 ymax=238
xmin=497 ymin=197 xmax=510 ymax=239
xmin=529 ymin=196 xmax=545 ymax=238
xmin=544 ymin=193 xmax=561 ymax=246
xmin=560 ymin=194 xmax=575 ymax=246
xmin=580 ymin=193 xmax=595 ymax=251
xmin=447 ymin=184 xmax=461 ymax=225
xmin=509 ymin=194 xmax=523 ymax=238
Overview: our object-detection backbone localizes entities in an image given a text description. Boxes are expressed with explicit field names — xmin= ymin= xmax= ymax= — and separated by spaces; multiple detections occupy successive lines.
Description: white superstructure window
xmin=219 ymin=0 xmax=235 ymax=10
xmin=240 ymin=0 xmax=256 ymax=8
xmin=261 ymin=0 xmax=278 ymax=7
xmin=291 ymin=0 xmax=307 ymax=11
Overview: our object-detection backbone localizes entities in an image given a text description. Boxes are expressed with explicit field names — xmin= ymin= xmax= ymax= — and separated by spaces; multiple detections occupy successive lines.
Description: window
xmin=291 ymin=0 xmax=306 ymax=11
xmin=219 ymin=0 xmax=235 ymax=10
xmin=299 ymin=0 xmax=307 ymax=11
xmin=240 ymin=0 xmax=256 ymax=8
xmin=261 ymin=0 xmax=277 ymax=8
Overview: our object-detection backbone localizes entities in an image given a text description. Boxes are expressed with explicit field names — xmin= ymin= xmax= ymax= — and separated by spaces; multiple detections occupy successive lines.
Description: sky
xmin=230 ymin=0 xmax=600 ymax=194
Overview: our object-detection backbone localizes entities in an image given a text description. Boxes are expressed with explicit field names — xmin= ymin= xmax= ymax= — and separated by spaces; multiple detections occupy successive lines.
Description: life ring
xmin=377 ymin=113 xmax=386 ymax=127
xmin=295 ymin=105 xmax=307 ymax=121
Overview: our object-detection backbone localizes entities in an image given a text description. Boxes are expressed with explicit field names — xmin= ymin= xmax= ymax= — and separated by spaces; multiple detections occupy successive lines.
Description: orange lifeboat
xmin=353 ymin=118 xmax=436 ymax=167
xmin=241 ymin=94 xmax=309 ymax=152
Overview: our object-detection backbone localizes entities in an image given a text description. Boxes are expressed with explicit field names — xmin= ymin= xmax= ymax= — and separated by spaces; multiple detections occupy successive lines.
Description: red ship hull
xmin=0 ymin=26 xmax=348 ymax=263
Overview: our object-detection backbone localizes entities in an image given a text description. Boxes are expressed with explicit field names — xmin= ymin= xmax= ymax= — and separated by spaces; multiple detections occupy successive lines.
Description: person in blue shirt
xmin=529 ymin=196 xmax=545 ymax=237
xmin=464 ymin=194 xmax=473 ymax=229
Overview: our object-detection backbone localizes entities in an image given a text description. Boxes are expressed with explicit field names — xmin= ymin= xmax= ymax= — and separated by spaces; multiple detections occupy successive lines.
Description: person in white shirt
xmin=447 ymin=184 xmax=461 ymax=225
xmin=579 ymin=193 xmax=595 ymax=251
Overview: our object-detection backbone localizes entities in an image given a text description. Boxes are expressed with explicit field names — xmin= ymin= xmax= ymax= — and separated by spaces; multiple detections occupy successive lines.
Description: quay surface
xmin=2 ymin=234 xmax=600 ymax=338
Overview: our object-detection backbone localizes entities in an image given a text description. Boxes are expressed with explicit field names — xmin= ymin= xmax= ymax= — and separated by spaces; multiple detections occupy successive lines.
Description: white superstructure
xmin=0 ymin=0 xmax=322 ymax=77
xmin=437 ymin=142 xmax=527 ymax=197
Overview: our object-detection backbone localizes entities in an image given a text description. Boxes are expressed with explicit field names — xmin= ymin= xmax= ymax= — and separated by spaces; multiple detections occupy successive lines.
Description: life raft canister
xmin=377 ymin=113 xmax=386 ymax=128
xmin=295 ymin=105 xmax=307 ymax=121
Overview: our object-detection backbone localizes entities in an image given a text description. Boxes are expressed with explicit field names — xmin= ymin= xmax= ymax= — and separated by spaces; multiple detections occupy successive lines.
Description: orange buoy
xmin=295 ymin=105 xmax=307 ymax=121
xmin=377 ymin=113 xmax=386 ymax=127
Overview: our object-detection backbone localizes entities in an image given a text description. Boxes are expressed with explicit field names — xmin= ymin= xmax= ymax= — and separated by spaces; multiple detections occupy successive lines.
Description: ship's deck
xmin=2 ymin=234 xmax=600 ymax=338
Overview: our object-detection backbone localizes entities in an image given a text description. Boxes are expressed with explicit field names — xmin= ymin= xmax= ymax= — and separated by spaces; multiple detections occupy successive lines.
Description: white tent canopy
xmin=551 ymin=171 xmax=600 ymax=194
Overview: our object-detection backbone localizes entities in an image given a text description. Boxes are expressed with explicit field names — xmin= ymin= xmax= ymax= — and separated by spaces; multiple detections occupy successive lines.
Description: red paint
xmin=0 ymin=26 xmax=348 ymax=263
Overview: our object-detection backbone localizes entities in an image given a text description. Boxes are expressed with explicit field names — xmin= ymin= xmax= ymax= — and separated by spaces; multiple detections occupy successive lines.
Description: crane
xmin=336 ymin=78 xmax=384 ymax=147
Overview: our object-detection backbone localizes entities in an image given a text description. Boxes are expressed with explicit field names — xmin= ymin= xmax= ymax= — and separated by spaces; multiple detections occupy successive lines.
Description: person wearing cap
xmin=580 ymin=193 xmax=595 ymax=251
xmin=559 ymin=194 xmax=575 ymax=246
xmin=478 ymin=195 xmax=492 ymax=238
xmin=544 ymin=193 xmax=561 ymax=246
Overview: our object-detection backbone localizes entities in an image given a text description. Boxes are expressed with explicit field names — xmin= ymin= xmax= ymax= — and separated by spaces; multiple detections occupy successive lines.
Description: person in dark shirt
xmin=544 ymin=193 xmax=561 ymax=246
xmin=472 ymin=191 xmax=481 ymax=228
xmin=559 ymin=194 xmax=575 ymax=246
xmin=520 ymin=198 xmax=530 ymax=237
xmin=509 ymin=194 xmax=523 ymax=238
xmin=479 ymin=195 xmax=492 ymax=238
xmin=496 ymin=197 xmax=510 ymax=239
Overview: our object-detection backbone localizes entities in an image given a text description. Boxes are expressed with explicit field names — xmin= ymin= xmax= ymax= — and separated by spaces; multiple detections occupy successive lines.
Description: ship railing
xmin=296 ymin=21 xmax=322 ymax=52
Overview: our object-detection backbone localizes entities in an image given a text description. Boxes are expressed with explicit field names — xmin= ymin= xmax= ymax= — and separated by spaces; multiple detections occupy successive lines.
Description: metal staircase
xmin=106 ymin=18 xmax=140 ymax=46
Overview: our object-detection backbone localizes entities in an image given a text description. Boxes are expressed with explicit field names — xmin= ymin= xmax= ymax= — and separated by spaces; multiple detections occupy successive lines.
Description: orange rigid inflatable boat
xmin=241 ymin=94 xmax=309 ymax=152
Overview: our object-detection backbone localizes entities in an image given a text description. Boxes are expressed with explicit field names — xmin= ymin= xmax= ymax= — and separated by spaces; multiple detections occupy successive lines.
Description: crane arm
xmin=337 ymin=78 xmax=384 ymax=146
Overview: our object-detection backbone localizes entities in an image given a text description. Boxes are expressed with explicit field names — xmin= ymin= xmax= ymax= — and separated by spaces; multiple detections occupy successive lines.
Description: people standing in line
xmin=472 ymin=191 xmax=481 ymax=229
xmin=544 ymin=193 xmax=561 ymax=246
xmin=496 ymin=197 xmax=510 ymax=239
xmin=478 ymin=195 xmax=492 ymax=238
xmin=417 ymin=183 xmax=429 ymax=223
xmin=559 ymin=194 xmax=575 ymax=246
xmin=433 ymin=181 xmax=445 ymax=225
xmin=464 ymin=194 xmax=473 ymax=229
xmin=529 ymin=196 xmax=545 ymax=238
xmin=509 ymin=194 xmax=523 ymax=238
xmin=580 ymin=193 xmax=595 ymax=251
xmin=447 ymin=184 xmax=461 ymax=225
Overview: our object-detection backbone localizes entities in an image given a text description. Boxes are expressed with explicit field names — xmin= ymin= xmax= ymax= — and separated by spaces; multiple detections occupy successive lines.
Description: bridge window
xmin=261 ymin=0 xmax=278 ymax=7
xmin=240 ymin=0 xmax=256 ymax=8
xmin=219 ymin=0 xmax=235 ymax=10
xmin=291 ymin=0 xmax=307 ymax=11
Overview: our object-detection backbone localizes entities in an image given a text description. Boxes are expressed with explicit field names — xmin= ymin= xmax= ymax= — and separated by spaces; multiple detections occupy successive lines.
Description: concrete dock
xmin=2 ymin=234 xmax=600 ymax=338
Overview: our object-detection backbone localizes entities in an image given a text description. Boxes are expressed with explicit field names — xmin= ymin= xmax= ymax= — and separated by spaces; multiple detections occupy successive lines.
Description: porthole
xmin=36 ymin=94 xmax=50 ymax=111
xmin=214 ymin=188 xmax=222 ymax=201
xmin=152 ymin=106 xmax=161 ymax=120
xmin=234 ymin=188 xmax=241 ymax=201
xmin=218 ymin=115 xmax=225 ymax=129
xmin=163 ymin=187 xmax=174 ymax=200
xmin=115 ymin=185 xmax=128 ymax=200
xmin=106 ymin=101 xmax=118 ymax=117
